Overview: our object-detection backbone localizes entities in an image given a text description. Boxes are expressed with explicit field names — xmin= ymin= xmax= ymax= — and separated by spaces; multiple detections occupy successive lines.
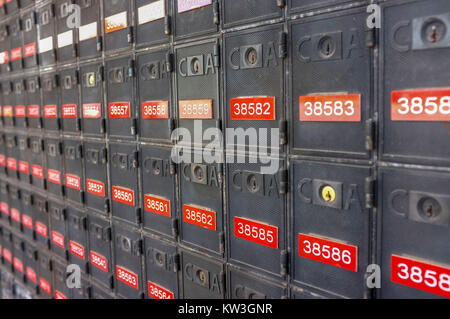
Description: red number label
xmin=11 ymin=208 xmax=20 ymax=222
xmin=24 ymin=42 xmax=36 ymax=57
xmin=391 ymin=88 xmax=450 ymax=121
xmin=27 ymin=105 xmax=40 ymax=117
xmin=298 ymin=233 xmax=358 ymax=272
xmin=300 ymin=94 xmax=361 ymax=122
xmin=183 ymin=204 xmax=216 ymax=231
xmin=0 ymin=202 xmax=9 ymax=215
xmin=142 ymin=101 xmax=169 ymax=119
xmin=51 ymin=231 xmax=65 ymax=248
xmin=109 ymin=102 xmax=130 ymax=118
xmin=26 ymin=267 xmax=37 ymax=283
xmin=148 ymin=281 xmax=174 ymax=299
xmin=144 ymin=194 xmax=170 ymax=218
xmin=10 ymin=47 xmax=22 ymax=61
xmin=39 ymin=278 xmax=52 ymax=295
xmin=391 ymin=255 xmax=450 ymax=298
xmin=32 ymin=165 xmax=44 ymax=178
xmin=13 ymin=257 xmax=24 ymax=273
xmin=234 ymin=217 xmax=278 ymax=249
xmin=62 ymin=104 xmax=77 ymax=118
xmin=15 ymin=105 xmax=26 ymax=117
xmin=86 ymin=179 xmax=105 ymax=197
xmin=19 ymin=161 xmax=29 ymax=174
xmin=47 ymin=169 xmax=61 ymax=184
xmin=22 ymin=215 xmax=33 ymax=229
xmin=179 ymin=99 xmax=213 ymax=119
xmin=7 ymin=158 xmax=17 ymax=170
xmin=55 ymin=290 xmax=68 ymax=299
xmin=3 ymin=248 xmax=12 ymax=263
xmin=44 ymin=105 xmax=57 ymax=118
xmin=112 ymin=186 xmax=135 ymax=206
xmin=35 ymin=222 xmax=48 ymax=238
xmin=65 ymin=174 xmax=80 ymax=190
xmin=90 ymin=251 xmax=108 ymax=272
xmin=116 ymin=266 xmax=138 ymax=290
xmin=82 ymin=103 xmax=101 ymax=119
xmin=3 ymin=106 xmax=13 ymax=117
xmin=70 ymin=240 xmax=85 ymax=260
xmin=230 ymin=97 xmax=276 ymax=120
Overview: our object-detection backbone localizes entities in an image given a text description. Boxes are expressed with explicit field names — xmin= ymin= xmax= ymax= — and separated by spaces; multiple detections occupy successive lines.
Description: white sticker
xmin=138 ymin=0 xmax=165 ymax=25
xmin=104 ymin=11 xmax=128 ymax=34
xmin=57 ymin=30 xmax=73 ymax=48
xmin=79 ymin=22 xmax=98 ymax=42
xmin=38 ymin=36 xmax=54 ymax=54
xmin=0 ymin=51 xmax=7 ymax=64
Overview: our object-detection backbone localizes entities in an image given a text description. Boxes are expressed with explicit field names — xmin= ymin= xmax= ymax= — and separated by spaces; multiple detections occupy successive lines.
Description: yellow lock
xmin=88 ymin=73 xmax=95 ymax=86
xmin=321 ymin=185 xmax=336 ymax=203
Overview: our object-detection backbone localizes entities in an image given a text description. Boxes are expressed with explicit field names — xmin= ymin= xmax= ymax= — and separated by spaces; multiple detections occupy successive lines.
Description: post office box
xmin=378 ymin=167 xmax=450 ymax=299
xmin=37 ymin=251 xmax=52 ymax=298
xmin=5 ymin=134 xmax=19 ymax=180
xmin=49 ymin=200 xmax=67 ymax=260
xmin=112 ymin=223 xmax=144 ymax=298
xmin=77 ymin=0 xmax=102 ymax=59
xmin=144 ymin=234 xmax=179 ymax=299
xmin=140 ymin=145 xmax=176 ymax=239
xmin=135 ymin=0 xmax=170 ymax=47
xmin=63 ymin=138 xmax=84 ymax=204
xmin=0 ymin=270 xmax=14 ymax=299
xmin=174 ymin=0 xmax=219 ymax=40
xmin=137 ymin=49 xmax=173 ymax=142
xmin=21 ymin=10 xmax=39 ymax=69
xmin=52 ymin=260 xmax=70 ymax=299
xmin=55 ymin=0 xmax=78 ymax=63
xmin=29 ymin=135 xmax=45 ymax=190
xmin=20 ymin=190 xmax=34 ymax=241
xmin=41 ymin=72 xmax=60 ymax=132
xmin=11 ymin=234 xmax=25 ymax=282
xmin=175 ymin=39 xmax=221 ymax=148
xmin=2 ymin=227 xmax=13 ymax=271
xmin=0 ymin=180 xmax=9 ymax=223
xmin=103 ymin=0 xmax=132 ymax=52
xmin=289 ymin=8 xmax=373 ymax=159
xmin=291 ymin=160 xmax=372 ymax=298
xmin=380 ymin=0 xmax=450 ymax=166
xmin=37 ymin=3 xmax=56 ymax=67
xmin=60 ymin=67 xmax=81 ymax=134
xmin=17 ymin=134 xmax=31 ymax=184
xmin=87 ymin=214 xmax=113 ymax=289
xmin=2 ymin=81 xmax=14 ymax=127
xmin=178 ymin=149 xmax=224 ymax=256
xmin=105 ymin=55 xmax=136 ymax=139
xmin=83 ymin=141 xmax=109 ymax=214
xmin=25 ymin=75 xmax=41 ymax=130
xmin=33 ymin=195 xmax=49 ymax=249
xmin=289 ymin=0 xmax=366 ymax=14
xmin=44 ymin=138 xmax=64 ymax=197
xmin=71 ymin=273 xmax=91 ymax=299
xmin=23 ymin=240 xmax=39 ymax=292
xmin=13 ymin=78 xmax=27 ymax=128
xmin=0 ymin=22 xmax=11 ymax=74
xmin=180 ymin=249 xmax=225 ymax=299
xmin=224 ymin=25 xmax=286 ymax=155
xmin=8 ymin=186 xmax=22 ymax=233
xmin=0 ymin=136 xmax=6 ymax=176
xmin=227 ymin=265 xmax=288 ymax=299
xmin=109 ymin=142 xmax=139 ymax=225
xmin=5 ymin=0 xmax=19 ymax=14
xmin=223 ymin=0 xmax=283 ymax=28
xmin=91 ymin=282 xmax=115 ymax=299
xmin=9 ymin=17 xmax=23 ymax=72
xmin=67 ymin=207 xmax=88 ymax=272
xmin=21 ymin=0 xmax=35 ymax=10
xmin=80 ymin=62 xmax=105 ymax=137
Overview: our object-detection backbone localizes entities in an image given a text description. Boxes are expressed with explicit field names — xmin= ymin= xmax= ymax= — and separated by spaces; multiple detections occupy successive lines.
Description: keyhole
xmin=194 ymin=166 xmax=204 ymax=181
xmin=426 ymin=204 xmax=434 ymax=218
xmin=246 ymin=48 xmax=258 ymax=66
xmin=198 ymin=270 xmax=206 ymax=283
xmin=422 ymin=19 xmax=446 ymax=44
xmin=325 ymin=191 xmax=331 ymax=201
xmin=418 ymin=197 xmax=441 ymax=221
xmin=192 ymin=58 xmax=200 ymax=74
xmin=319 ymin=36 xmax=335 ymax=58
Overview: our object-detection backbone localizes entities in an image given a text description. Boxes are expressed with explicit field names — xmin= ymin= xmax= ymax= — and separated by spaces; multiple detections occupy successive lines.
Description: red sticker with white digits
xmin=62 ymin=104 xmax=77 ymax=118
xmin=0 ymin=155 xmax=5 ymax=166
xmin=55 ymin=290 xmax=68 ymax=299
xmin=0 ymin=202 xmax=9 ymax=215
xmin=44 ymin=105 xmax=57 ymax=118
xmin=234 ymin=217 xmax=278 ymax=249
xmin=39 ymin=278 xmax=52 ymax=295
xmin=35 ymin=221 xmax=48 ymax=238
xmin=299 ymin=94 xmax=361 ymax=122
xmin=82 ymin=103 xmax=102 ymax=119
xmin=3 ymin=106 xmax=13 ymax=117
xmin=26 ymin=267 xmax=37 ymax=283
xmin=15 ymin=105 xmax=26 ymax=117
xmin=144 ymin=194 xmax=170 ymax=218
xmin=11 ymin=47 xmax=22 ymax=61
xmin=70 ymin=240 xmax=85 ymax=260
xmin=19 ymin=161 xmax=29 ymax=174
xmin=51 ymin=231 xmax=65 ymax=248
xmin=65 ymin=174 xmax=80 ymax=190
xmin=391 ymin=88 xmax=450 ymax=121
xmin=391 ymin=255 xmax=450 ymax=298
xmin=7 ymin=158 xmax=17 ymax=170
xmin=90 ymin=251 xmax=108 ymax=272
xmin=22 ymin=215 xmax=33 ymax=229
xmin=47 ymin=169 xmax=61 ymax=184
xmin=298 ymin=233 xmax=358 ymax=272
xmin=148 ymin=281 xmax=174 ymax=299
xmin=183 ymin=204 xmax=216 ymax=231
xmin=230 ymin=96 xmax=276 ymax=120
xmin=24 ymin=42 xmax=36 ymax=57
xmin=11 ymin=208 xmax=20 ymax=223
xmin=116 ymin=266 xmax=138 ymax=290
xmin=32 ymin=165 xmax=44 ymax=179
xmin=3 ymin=248 xmax=12 ymax=263
xmin=14 ymin=258 xmax=24 ymax=273
xmin=179 ymin=99 xmax=213 ymax=119
xmin=142 ymin=101 xmax=169 ymax=119
xmin=109 ymin=102 xmax=131 ymax=118
xmin=28 ymin=105 xmax=40 ymax=117
xmin=112 ymin=186 xmax=135 ymax=206
xmin=86 ymin=179 xmax=105 ymax=197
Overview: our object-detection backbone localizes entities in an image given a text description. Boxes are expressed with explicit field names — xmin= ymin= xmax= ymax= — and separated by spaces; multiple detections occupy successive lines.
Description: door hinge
xmin=278 ymin=31 xmax=287 ymax=59
xmin=279 ymin=169 xmax=288 ymax=195
xmin=365 ymin=177 xmax=376 ymax=209
xmin=279 ymin=119 xmax=287 ymax=145
xmin=135 ymin=207 xmax=142 ymax=224
xmin=173 ymin=253 xmax=180 ymax=272
xmin=365 ymin=28 xmax=378 ymax=49
xmin=365 ymin=118 xmax=375 ymax=151
xmin=214 ymin=39 xmax=220 ymax=68
xmin=219 ymin=231 xmax=225 ymax=254
xmin=277 ymin=0 xmax=286 ymax=8
xmin=213 ymin=0 xmax=220 ymax=25
xmin=280 ymin=250 xmax=288 ymax=276
xmin=171 ymin=218 xmax=179 ymax=238
xmin=166 ymin=52 xmax=174 ymax=73
xmin=164 ymin=15 xmax=171 ymax=35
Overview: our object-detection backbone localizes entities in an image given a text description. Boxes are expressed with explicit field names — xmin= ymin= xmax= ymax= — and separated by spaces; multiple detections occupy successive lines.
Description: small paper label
xmin=39 ymin=36 xmax=53 ymax=54
xmin=138 ymin=0 xmax=165 ymax=25
xmin=79 ymin=22 xmax=98 ymax=42
xmin=57 ymin=30 xmax=73 ymax=48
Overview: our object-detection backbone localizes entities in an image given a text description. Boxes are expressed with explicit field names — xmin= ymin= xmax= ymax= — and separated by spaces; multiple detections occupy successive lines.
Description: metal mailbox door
xmin=103 ymin=0 xmax=132 ymax=52
xmin=63 ymin=139 xmax=84 ymax=204
xmin=144 ymin=235 xmax=179 ymax=299
xmin=44 ymin=138 xmax=64 ymax=197
xmin=140 ymin=145 xmax=176 ymax=238
xmin=0 ymin=22 xmax=10 ymax=74
xmin=135 ymin=0 xmax=170 ymax=47
xmin=289 ymin=0 xmax=363 ymax=14
xmin=175 ymin=40 xmax=221 ymax=148
xmin=38 ymin=252 xmax=53 ymax=299
xmin=5 ymin=134 xmax=18 ymax=180
xmin=2 ymin=81 xmax=14 ymax=127
xmin=13 ymin=79 xmax=27 ymax=129
xmin=48 ymin=200 xmax=67 ymax=260
xmin=24 ymin=240 xmax=39 ymax=292
xmin=25 ymin=75 xmax=42 ymax=130
xmin=37 ymin=3 xmax=56 ymax=67
xmin=137 ymin=49 xmax=173 ymax=142
xmin=41 ymin=72 xmax=60 ymax=132
xmin=53 ymin=260 xmax=71 ymax=299
xmin=20 ymin=190 xmax=34 ymax=240
xmin=55 ymin=0 xmax=77 ymax=63
xmin=77 ymin=0 xmax=102 ymax=59
xmin=60 ymin=67 xmax=81 ymax=134
xmin=88 ymin=214 xmax=113 ymax=289
xmin=5 ymin=0 xmax=19 ymax=14
xmin=174 ymin=0 xmax=218 ymax=40
xmin=13 ymin=233 xmax=26 ymax=280
xmin=223 ymin=0 xmax=283 ymax=28
xmin=8 ymin=186 xmax=21 ymax=233
xmin=83 ymin=141 xmax=109 ymax=214
xmin=22 ymin=10 xmax=39 ymax=69
xmin=33 ymin=195 xmax=49 ymax=248
xmin=378 ymin=167 xmax=450 ymax=299
xmin=224 ymin=25 xmax=286 ymax=155
xmin=113 ymin=223 xmax=144 ymax=298
xmin=0 ymin=136 xmax=5 ymax=176
xmin=80 ymin=62 xmax=105 ymax=137
xmin=380 ymin=0 xmax=450 ymax=166
xmin=9 ymin=17 xmax=23 ymax=72
xmin=105 ymin=55 xmax=136 ymax=139
xmin=72 ymin=274 xmax=91 ymax=299
xmin=29 ymin=135 xmax=45 ymax=190
xmin=178 ymin=150 xmax=224 ymax=256
xmin=291 ymin=160 xmax=372 ymax=298
xmin=109 ymin=142 xmax=139 ymax=225
xmin=226 ymin=155 xmax=287 ymax=278
xmin=67 ymin=207 xmax=89 ymax=272
xmin=17 ymin=134 xmax=31 ymax=184
xmin=1 ymin=227 xmax=13 ymax=271
xmin=180 ymin=249 xmax=225 ymax=299
xmin=290 ymin=8 xmax=373 ymax=159
xmin=0 ymin=180 xmax=8 ymax=224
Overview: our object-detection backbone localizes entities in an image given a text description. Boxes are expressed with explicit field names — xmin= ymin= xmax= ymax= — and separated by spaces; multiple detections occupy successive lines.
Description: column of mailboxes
xmin=0 ymin=0 xmax=449 ymax=300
